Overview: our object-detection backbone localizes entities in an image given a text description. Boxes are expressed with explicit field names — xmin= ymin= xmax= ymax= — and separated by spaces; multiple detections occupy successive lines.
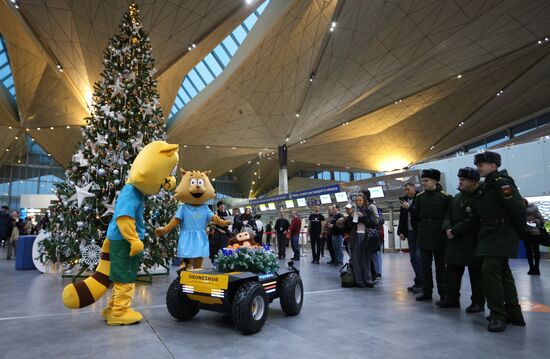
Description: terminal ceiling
xmin=0 ymin=0 xmax=549 ymax=196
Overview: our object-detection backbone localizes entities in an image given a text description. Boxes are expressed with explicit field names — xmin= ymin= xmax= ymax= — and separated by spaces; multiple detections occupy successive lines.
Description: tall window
xmin=0 ymin=137 xmax=65 ymax=209
xmin=0 ymin=36 xmax=16 ymax=99
xmin=168 ymin=1 xmax=270 ymax=123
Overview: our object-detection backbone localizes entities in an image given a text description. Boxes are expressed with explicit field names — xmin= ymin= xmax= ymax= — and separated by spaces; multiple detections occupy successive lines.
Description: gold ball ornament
xmin=132 ymin=37 xmax=138 ymax=44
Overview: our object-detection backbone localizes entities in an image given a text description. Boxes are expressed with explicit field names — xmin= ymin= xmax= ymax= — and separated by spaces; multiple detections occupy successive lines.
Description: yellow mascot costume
xmin=156 ymin=169 xmax=231 ymax=269
xmin=62 ymin=141 xmax=179 ymax=325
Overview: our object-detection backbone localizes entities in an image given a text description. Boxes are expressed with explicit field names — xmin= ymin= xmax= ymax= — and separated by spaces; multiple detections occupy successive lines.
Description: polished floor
xmin=0 ymin=247 xmax=548 ymax=359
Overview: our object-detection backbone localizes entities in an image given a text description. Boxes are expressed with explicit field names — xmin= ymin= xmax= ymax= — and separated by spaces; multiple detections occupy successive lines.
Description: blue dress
xmin=176 ymin=203 xmax=214 ymax=258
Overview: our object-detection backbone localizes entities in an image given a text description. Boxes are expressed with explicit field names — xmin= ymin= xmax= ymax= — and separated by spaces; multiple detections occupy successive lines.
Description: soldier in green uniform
xmin=415 ymin=169 xmax=452 ymax=303
xmin=450 ymin=151 xmax=526 ymax=332
xmin=439 ymin=167 xmax=484 ymax=313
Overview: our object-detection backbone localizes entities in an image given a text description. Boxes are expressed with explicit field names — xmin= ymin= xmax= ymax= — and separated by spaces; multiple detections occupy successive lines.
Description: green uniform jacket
xmin=415 ymin=187 xmax=452 ymax=250
xmin=452 ymin=169 xmax=525 ymax=258
xmin=442 ymin=189 xmax=481 ymax=266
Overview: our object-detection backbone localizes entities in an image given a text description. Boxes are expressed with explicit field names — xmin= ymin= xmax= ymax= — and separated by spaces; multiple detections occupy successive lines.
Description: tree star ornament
xmin=109 ymin=77 xmax=125 ymax=99
xmin=68 ymin=182 xmax=95 ymax=208
xmin=96 ymin=134 xmax=108 ymax=146
xmin=131 ymin=132 xmax=144 ymax=151
xmin=102 ymin=197 xmax=116 ymax=217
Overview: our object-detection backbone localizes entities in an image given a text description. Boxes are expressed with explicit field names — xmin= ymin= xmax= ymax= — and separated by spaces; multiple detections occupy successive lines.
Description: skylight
xmin=168 ymin=0 xmax=270 ymax=124
xmin=0 ymin=36 xmax=16 ymax=99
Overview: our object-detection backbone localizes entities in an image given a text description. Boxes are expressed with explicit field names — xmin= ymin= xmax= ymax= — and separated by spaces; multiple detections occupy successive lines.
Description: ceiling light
xmin=496 ymin=90 xmax=504 ymax=96
xmin=47 ymin=154 xmax=51 ymax=157
xmin=56 ymin=63 xmax=63 ymax=72
xmin=5 ymin=149 xmax=9 ymax=152
xmin=192 ymin=43 xmax=196 ymax=48
xmin=316 ymin=163 xmax=320 ymax=166
xmin=252 ymin=181 xmax=255 ymax=184
xmin=291 ymin=160 xmax=295 ymax=163
xmin=457 ymin=74 xmax=462 ymax=79
xmin=545 ymin=37 xmax=549 ymax=41
xmin=50 ymin=127 xmax=54 ymax=129
xmin=229 ymin=170 xmax=233 ymax=173
xmin=245 ymin=0 xmax=253 ymax=4
xmin=309 ymin=72 xmax=315 ymax=82
xmin=206 ymin=145 xmax=210 ymax=149
xmin=183 ymin=144 xmax=188 ymax=148
xmin=26 ymin=128 xmax=29 ymax=131
xmin=248 ymin=161 xmax=252 ymax=164
xmin=37 ymin=127 xmax=41 ymax=131
xmin=212 ymin=178 xmax=215 ymax=181
xmin=458 ymin=121 xmax=464 ymax=127
xmin=285 ymin=136 xmax=289 ymax=142
xmin=14 ymin=4 xmax=19 ymax=9
xmin=232 ymin=146 xmax=237 ymax=149
xmin=295 ymin=113 xmax=300 ymax=118
xmin=66 ymin=125 xmax=70 ymax=129
xmin=14 ymin=136 xmax=18 ymax=140
xmin=430 ymin=145 xmax=435 ymax=150
xmin=538 ymin=40 xmax=543 ymax=44
xmin=8 ymin=126 xmax=12 ymax=129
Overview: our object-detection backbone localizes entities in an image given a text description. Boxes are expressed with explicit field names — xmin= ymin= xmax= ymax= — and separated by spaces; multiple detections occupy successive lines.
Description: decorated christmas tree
xmin=43 ymin=3 xmax=177 ymax=272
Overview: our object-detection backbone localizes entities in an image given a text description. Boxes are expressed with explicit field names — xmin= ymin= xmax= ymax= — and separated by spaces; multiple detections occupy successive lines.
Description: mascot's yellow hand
xmin=129 ymin=240 xmax=144 ymax=257
xmin=223 ymin=220 xmax=232 ymax=227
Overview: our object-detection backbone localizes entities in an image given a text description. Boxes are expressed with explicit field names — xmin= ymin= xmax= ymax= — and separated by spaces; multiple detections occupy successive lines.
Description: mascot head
xmin=174 ymin=169 xmax=216 ymax=205
xmin=128 ymin=141 xmax=179 ymax=195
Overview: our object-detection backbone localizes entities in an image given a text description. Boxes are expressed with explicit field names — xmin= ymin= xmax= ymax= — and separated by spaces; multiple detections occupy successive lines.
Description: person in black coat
xmin=0 ymin=206 xmax=14 ymax=248
xmin=274 ymin=212 xmax=290 ymax=259
xmin=397 ymin=183 xmax=422 ymax=293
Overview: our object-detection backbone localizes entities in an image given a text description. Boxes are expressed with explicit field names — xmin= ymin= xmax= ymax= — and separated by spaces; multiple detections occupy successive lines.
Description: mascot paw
xmin=107 ymin=309 xmax=143 ymax=326
xmin=223 ymin=220 xmax=232 ymax=227
xmin=129 ymin=240 xmax=144 ymax=256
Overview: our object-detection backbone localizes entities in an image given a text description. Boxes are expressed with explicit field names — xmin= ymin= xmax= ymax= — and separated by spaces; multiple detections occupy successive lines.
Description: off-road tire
xmin=232 ymin=281 xmax=268 ymax=334
xmin=279 ymin=273 xmax=303 ymax=316
xmin=166 ymin=278 xmax=200 ymax=321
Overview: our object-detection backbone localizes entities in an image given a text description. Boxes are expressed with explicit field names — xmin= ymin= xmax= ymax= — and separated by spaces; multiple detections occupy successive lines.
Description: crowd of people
xmin=205 ymin=150 xmax=547 ymax=334
xmin=395 ymin=151 xmax=548 ymax=333
xmin=0 ymin=206 xmax=49 ymax=260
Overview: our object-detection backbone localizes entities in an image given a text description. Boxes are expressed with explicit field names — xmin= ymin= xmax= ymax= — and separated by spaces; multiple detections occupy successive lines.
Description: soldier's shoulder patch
xmin=500 ymin=184 xmax=513 ymax=197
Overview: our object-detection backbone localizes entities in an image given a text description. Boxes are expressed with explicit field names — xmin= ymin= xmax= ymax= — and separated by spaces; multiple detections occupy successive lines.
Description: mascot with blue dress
xmin=156 ymin=169 xmax=231 ymax=269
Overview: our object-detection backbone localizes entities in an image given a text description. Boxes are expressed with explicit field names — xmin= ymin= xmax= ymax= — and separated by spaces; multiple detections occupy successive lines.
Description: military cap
xmin=457 ymin=167 xmax=480 ymax=181
xmin=421 ymin=168 xmax=441 ymax=181
xmin=474 ymin=151 xmax=501 ymax=167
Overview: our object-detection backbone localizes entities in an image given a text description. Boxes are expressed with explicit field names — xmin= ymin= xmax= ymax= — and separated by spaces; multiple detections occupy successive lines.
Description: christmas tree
xmin=43 ymin=3 xmax=177 ymax=272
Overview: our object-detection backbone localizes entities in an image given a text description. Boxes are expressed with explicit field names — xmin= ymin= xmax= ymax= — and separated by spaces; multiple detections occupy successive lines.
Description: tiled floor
xmin=0 ymin=247 xmax=548 ymax=359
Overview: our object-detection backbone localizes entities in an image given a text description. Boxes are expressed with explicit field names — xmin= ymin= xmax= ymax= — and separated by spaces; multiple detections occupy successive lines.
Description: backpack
xmin=340 ymin=263 xmax=355 ymax=287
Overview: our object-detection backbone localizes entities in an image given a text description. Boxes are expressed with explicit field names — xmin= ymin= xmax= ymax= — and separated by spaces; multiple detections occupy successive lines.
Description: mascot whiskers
xmin=156 ymin=169 xmax=231 ymax=269
xmin=62 ymin=141 xmax=179 ymax=325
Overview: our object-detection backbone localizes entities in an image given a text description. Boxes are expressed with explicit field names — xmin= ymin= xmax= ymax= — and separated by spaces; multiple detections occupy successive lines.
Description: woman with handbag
xmin=522 ymin=199 xmax=546 ymax=275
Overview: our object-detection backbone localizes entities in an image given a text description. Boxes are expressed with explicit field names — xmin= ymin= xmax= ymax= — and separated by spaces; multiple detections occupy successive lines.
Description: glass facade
xmin=168 ymin=1 xmax=270 ymax=123
xmin=0 ymin=137 xmax=65 ymax=210
xmin=0 ymin=36 xmax=16 ymax=98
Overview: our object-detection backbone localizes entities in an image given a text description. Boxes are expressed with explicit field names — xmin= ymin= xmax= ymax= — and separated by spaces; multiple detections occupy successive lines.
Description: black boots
xmin=488 ymin=319 xmax=507 ymax=332
xmin=436 ymin=299 xmax=460 ymax=308
xmin=465 ymin=303 xmax=484 ymax=313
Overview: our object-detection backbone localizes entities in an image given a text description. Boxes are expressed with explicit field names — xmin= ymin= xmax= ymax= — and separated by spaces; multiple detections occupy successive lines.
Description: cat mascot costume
xmin=62 ymin=141 xmax=179 ymax=325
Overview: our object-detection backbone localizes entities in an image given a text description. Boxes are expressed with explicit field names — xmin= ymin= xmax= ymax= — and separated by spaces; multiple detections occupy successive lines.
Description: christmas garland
xmin=214 ymin=246 xmax=279 ymax=274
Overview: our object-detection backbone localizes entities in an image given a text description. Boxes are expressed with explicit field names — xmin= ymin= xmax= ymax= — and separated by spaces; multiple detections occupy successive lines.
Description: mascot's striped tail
xmin=62 ymin=239 xmax=112 ymax=309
